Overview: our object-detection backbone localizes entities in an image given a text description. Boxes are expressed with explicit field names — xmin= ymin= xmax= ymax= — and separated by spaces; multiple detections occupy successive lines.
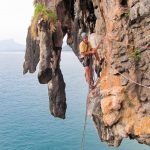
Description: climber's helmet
xmin=81 ymin=32 xmax=88 ymax=40
xmin=81 ymin=32 xmax=88 ymax=43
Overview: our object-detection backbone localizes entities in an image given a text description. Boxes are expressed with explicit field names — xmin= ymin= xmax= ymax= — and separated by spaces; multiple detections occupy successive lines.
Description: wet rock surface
xmin=23 ymin=0 xmax=150 ymax=147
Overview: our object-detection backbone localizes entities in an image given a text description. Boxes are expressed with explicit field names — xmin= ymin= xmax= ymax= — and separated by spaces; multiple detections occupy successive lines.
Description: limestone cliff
xmin=23 ymin=0 xmax=150 ymax=147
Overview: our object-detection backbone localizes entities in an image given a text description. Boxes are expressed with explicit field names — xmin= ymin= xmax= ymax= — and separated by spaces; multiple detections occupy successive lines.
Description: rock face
xmin=23 ymin=27 xmax=40 ymax=74
xmin=23 ymin=0 xmax=150 ymax=147
xmin=87 ymin=0 xmax=150 ymax=147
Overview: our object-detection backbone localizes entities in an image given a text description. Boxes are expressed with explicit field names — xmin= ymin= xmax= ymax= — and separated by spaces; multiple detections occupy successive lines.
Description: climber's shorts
xmin=80 ymin=56 xmax=90 ymax=67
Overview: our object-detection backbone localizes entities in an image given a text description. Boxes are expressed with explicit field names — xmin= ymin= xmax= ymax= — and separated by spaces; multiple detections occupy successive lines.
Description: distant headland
xmin=0 ymin=39 xmax=25 ymax=52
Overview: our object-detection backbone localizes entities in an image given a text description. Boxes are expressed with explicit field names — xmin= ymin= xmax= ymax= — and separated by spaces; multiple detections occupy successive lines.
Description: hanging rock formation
xmin=23 ymin=27 xmax=40 ymax=74
xmin=23 ymin=0 xmax=150 ymax=147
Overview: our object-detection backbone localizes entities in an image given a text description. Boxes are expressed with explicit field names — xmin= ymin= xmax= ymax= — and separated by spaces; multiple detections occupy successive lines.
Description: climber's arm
xmin=80 ymin=50 xmax=95 ymax=56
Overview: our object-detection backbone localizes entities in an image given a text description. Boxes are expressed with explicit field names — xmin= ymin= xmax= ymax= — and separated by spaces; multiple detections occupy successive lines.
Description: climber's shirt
xmin=79 ymin=41 xmax=92 ymax=57
xmin=79 ymin=41 xmax=92 ymax=67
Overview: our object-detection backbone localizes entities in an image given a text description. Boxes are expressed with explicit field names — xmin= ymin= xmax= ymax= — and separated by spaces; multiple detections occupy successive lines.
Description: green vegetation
xmin=31 ymin=3 xmax=57 ymax=38
xmin=34 ymin=3 xmax=57 ymax=24
xmin=124 ymin=12 xmax=130 ymax=18
xmin=132 ymin=48 xmax=141 ymax=62
xmin=124 ymin=90 xmax=133 ymax=107
xmin=98 ymin=109 xmax=103 ymax=117
xmin=121 ymin=9 xmax=130 ymax=19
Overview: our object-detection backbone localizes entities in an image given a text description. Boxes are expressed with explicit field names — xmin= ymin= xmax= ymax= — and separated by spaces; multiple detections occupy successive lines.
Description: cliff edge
xmin=23 ymin=0 xmax=150 ymax=147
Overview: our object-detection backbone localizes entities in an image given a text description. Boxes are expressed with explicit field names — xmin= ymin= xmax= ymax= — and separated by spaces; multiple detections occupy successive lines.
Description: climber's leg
xmin=85 ymin=66 xmax=90 ymax=85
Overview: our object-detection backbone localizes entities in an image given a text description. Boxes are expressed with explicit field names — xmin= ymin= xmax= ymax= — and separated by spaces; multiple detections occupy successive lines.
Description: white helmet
xmin=81 ymin=32 xmax=88 ymax=39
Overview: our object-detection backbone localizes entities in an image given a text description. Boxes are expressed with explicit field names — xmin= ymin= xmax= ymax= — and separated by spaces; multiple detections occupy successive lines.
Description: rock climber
xmin=79 ymin=32 xmax=101 ymax=89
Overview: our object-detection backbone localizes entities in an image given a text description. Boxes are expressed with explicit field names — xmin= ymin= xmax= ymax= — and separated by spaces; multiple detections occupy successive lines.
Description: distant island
xmin=0 ymin=39 xmax=72 ymax=52
xmin=0 ymin=39 xmax=25 ymax=52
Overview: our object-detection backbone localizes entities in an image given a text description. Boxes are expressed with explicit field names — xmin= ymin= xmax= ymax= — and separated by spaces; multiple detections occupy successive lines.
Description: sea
xmin=0 ymin=51 xmax=149 ymax=150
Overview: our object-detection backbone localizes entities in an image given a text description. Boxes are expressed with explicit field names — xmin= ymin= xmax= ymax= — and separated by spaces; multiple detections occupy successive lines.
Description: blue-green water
xmin=0 ymin=52 xmax=149 ymax=150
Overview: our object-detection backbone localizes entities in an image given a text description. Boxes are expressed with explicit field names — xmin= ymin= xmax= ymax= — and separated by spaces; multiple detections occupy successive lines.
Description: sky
xmin=0 ymin=0 xmax=34 ymax=45
xmin=0 ymin=0 xmax=67 ymax=46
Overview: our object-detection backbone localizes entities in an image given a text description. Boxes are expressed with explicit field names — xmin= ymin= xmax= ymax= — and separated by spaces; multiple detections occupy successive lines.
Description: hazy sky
xmin=0 ymin=0 xmax=34 ymax=45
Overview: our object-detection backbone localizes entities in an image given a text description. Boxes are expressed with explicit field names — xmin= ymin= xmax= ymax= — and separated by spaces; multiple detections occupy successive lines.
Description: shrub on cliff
xmin=31 ymin=3 xmax=57 ymax=38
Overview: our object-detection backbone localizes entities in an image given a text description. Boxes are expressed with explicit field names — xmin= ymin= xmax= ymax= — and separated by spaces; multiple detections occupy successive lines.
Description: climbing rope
xmin=103 ymin=39 xmax=150 ymax=90
xmin=106 ymin=51 xmax=150 ymax=90
xmin=112 ymin=66 xmax=150 ymax=89
xmin=111 ymin=49 xmax=150 ymax=89
xmin=80 ymin=92 xmax=89 ymax=150
xmin=103 ymin=54 xmax=150 ymax=89
xmin=80 ymin=57 xmax=93 ymax=150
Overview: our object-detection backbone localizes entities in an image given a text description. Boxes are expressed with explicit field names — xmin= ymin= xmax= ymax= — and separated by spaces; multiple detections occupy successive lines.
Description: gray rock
xmin=138 ymin=61 xmax=145 ymax=68
xmin=113 ymin=49 xmax=119 ymax=56
xmin=130 ymin=3 xmax=140 ymax=21
xmin=139 ymin=46 xmax=148 ymax=53
xmin=38 ymin=19 xmax=66 ymax=118
xmin=130 ymin=0 xmax=140 ymax=7
xmin=120 ymin=55 xmax=128 ymax=63
xmin=24 ymin=8 xmax=67 ymax=119
xmin=48 ymin=68 xmax=66 ymax=119
xmin=142 ymin=79 xmax=150 ymax=86
xmin=121 ymin=76 xmax=129 ymax=86
xmin=111 ymin=63 xmax=118 ymax=69
xmin=130 ymin=0 xmax=150 ymax=21
xmin=124 ymin=62 xmax=132 ymax=70
xmin=140 ymin=95 xmax=148 ymax=102
xmin=23 ymin=27 xmax=40 ymax=74
xmin=118 ymin=67 xmax=126 ymax=74
xmin=38 ymin=68 xmax=52 ymax=84
xmin=139 ymin=0 xmax=150 ymax=17
xmin=119 ymin=48 xmax=126 ymax=56
xmin=140 ymin=64 xmax=148 ymax=71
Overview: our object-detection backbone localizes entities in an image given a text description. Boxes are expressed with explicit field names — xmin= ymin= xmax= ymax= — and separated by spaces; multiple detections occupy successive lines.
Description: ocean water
xmin=0 ymin=52 xmax=149 ymax=150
